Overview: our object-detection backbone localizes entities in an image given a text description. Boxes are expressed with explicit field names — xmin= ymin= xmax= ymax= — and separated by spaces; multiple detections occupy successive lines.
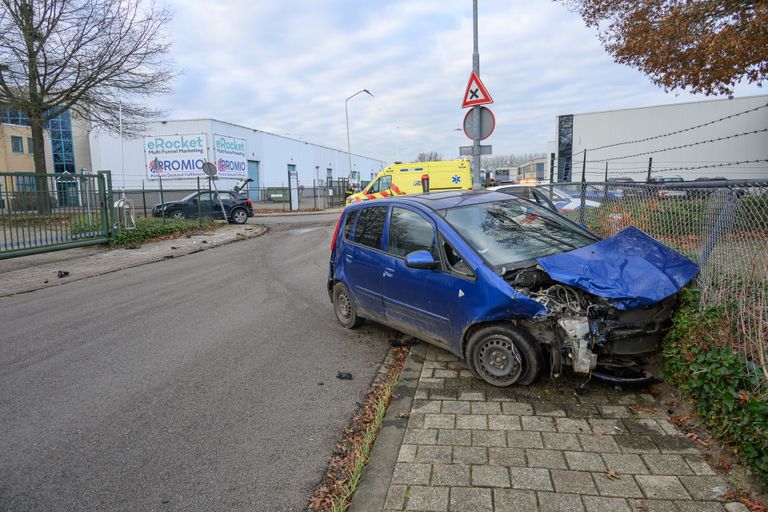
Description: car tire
xmin=170 ymin=210 xmax=185 ymax=219
xmin=332 ymin=281 xmax=363 ymax=329
xmin=464 ymin=324 xmax=543 ymax=387
xmin=230 ymin=208 xmax=248 ymax=224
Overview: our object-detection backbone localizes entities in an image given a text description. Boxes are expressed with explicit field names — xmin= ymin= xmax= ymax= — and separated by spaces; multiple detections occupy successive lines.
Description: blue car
xmin=328 ymin=190 xmax=698 ymax=387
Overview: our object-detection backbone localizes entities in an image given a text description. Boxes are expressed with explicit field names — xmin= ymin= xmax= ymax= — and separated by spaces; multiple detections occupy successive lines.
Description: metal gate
xmin=0 ymin=171 xmax=113 ymax=259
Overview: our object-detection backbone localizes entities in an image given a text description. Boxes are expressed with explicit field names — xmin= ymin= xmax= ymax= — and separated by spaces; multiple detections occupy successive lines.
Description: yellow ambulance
xmin=346 ymin=160 xmax=472 ymax=205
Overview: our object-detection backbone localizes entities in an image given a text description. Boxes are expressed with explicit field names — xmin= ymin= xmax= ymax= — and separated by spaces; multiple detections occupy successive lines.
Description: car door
xmin=382 ymin=206 xmax=452 ymax=345
xmin=344 ymin=205 xmax=389 ymax=319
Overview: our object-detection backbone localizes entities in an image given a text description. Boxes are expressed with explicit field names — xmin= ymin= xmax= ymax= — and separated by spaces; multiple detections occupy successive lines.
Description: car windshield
xmin=440 ymin=198 xmax=597 ymax=270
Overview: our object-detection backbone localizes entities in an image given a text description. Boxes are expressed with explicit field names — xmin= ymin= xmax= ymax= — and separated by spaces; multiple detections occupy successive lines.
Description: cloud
xmin=154 ymin=0 xmax=765 ymax=163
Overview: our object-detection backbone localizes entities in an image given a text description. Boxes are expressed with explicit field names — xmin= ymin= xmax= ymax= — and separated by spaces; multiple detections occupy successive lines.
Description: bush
xmin=663 ymin=288 xmax=768 ymax=485
xmin=71 ymin=217 xmax=211 ymax=246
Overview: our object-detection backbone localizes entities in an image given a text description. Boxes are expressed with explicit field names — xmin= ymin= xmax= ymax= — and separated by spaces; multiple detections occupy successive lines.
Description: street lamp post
xmin=345 ymin=89 xmax=374 ymax=183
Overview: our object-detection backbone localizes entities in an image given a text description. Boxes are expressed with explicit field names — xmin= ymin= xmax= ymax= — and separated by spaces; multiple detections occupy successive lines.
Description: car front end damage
xmin=506 ymin=227 xmax=699 ymax=386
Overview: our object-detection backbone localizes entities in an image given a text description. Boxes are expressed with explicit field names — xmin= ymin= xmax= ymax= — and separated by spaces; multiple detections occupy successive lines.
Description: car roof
xmin=391 ymin=189 xmax=523 ymax=211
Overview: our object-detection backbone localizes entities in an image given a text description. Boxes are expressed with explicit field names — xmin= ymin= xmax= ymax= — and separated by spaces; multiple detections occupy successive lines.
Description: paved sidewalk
xmin=359 ymin=344 xmax=745 ymax=512
xmin=0 ymin=223 xmax=266 ymax=296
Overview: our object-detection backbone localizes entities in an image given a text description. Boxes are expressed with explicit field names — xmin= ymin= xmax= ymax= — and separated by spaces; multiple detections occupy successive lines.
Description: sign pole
xmin=471 ymin=0 xmax=482 ymax=190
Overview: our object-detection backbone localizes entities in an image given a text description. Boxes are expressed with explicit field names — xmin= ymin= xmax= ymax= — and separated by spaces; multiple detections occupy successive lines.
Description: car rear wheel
xmin=332 ymin=282 xmax=362 ymax=329
xmin=170 ymin=210 xmax=185 ymax=219
xmin=465 ymin=324 xmax=543 ymax=387
xmin=230 ymin=208 xmax=248 ymax=224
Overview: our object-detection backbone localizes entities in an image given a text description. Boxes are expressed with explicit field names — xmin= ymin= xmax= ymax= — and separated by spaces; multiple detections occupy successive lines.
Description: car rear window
xmin=354 ymin=206 xmax=387 ymax=250
xmin=343 ymin=210 xmax=359 ymax=240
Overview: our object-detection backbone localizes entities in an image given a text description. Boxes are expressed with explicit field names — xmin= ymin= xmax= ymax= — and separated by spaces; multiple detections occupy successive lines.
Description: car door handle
xmin=383 ymin=267 xmax=394 ymax=278
xmin=345 ymin=254 xmax=353 ymax=263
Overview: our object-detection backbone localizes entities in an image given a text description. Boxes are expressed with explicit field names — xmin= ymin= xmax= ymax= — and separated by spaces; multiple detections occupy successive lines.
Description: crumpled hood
xmin=536 ymin=226 xmax=699 ymax=310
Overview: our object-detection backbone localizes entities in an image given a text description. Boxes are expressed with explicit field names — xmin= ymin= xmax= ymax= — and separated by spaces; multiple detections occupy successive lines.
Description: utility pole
xmin=471 ymin=0 xmax=482 ymax=190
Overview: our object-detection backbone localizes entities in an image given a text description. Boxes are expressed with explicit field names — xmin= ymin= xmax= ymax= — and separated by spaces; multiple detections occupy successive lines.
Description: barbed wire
xmin=585 ymin=102 xmax=768 ymax=152
xmin=578 ymin=129 xmax=768 ymax=163
xmin=654 ymin=159 xmax=768 ymax=173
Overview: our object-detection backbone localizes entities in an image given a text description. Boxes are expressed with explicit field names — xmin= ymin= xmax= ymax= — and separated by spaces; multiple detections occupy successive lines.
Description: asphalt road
xmin=0 ymin=217 xmax=391 ymax=511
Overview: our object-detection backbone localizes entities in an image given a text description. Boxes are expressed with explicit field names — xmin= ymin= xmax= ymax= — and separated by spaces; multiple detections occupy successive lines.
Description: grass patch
xmin=71 ymin=217 xmax=215 ymax=247
xmin=308 ymin=346 xmax=410 ymax=511
xmin=663 ymin=288 xmax=768 ymax=486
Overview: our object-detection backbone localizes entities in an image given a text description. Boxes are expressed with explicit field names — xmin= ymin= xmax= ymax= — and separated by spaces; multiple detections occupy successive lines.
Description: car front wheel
xmin=332 ymin=281 xmax=362 ymax=329
xmin=230 ymin=208 xmax=248 ymax=224
xmin=170 ymin=210 xmax=185 ymax=219
xmin=465 ymin=324 xmax=543 ymax=387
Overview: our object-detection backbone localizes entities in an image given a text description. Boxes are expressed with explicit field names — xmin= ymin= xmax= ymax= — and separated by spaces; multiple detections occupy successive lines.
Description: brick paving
xmin=380 ymin=344 xmax=738 ymax=512
xmin=0 ymin=224 xmax=266 ymax=296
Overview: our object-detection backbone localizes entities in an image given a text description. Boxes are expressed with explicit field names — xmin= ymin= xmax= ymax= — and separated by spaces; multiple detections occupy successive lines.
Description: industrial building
xmin=89 ymin=119 xmax=386 ymax=191
xmin=555 ymin=95 xmax=768 ymax=182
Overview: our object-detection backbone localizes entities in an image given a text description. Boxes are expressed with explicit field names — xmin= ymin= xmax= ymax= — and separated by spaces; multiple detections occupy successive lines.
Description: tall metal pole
xmin=471 ymin=0 xmax=482 ymax=190
xmin=345 ymin=89 xmax=374 ymax=183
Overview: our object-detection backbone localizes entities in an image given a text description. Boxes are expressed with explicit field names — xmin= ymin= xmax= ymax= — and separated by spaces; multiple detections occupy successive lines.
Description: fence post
xmin=699 ymin=188 xmax=738 ymax=268
xmin=197 ymin=177 xmax=202 ymax=226
xmin=159 ymin=176 xmax=165 ymax=224
xmin=104 ymin=171 xmax=115 ymax=235
xmin=646 ymin=157 xmax=653 ymax=183
xmin=579 ymin=149 xmax=587 ymax=224
xmin=549 ymin=152 xmax=555 ymax=200
xmin=604 ymin=162 xmax=608 ymax=202
xmin=142 ymin=180 xmax=147 ymax=217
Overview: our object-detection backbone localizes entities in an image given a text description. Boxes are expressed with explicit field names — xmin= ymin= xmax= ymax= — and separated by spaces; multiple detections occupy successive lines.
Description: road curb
xmin=251 ymin=209 xmax=341 ymax=217
xmin=0 ymin=225 xmax=268 ymax=297
xmin=348 ymin=342 xmax=427 ymax=512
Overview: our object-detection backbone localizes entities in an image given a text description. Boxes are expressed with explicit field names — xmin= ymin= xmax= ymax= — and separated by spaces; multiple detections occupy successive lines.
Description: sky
xmin=155 ymin=0 xmax=764 ymax=164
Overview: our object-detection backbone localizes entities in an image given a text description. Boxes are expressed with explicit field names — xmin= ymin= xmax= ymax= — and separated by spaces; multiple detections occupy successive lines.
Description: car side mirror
xmin=405 ymin=250 xmax=438 ymax=270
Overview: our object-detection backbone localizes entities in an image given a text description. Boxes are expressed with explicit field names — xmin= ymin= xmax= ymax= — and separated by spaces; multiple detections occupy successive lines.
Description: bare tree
xmin=483 ymin=153 xmax=546 ymax=170
xmin=415 ymin=151 xmax=442 ymax=162
xmin=0 ymin=0 xmax=174 ymax=210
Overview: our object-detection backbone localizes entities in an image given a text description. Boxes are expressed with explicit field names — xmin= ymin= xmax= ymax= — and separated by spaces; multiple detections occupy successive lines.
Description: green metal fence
xmin=0 ymin=171 xmax=113 ymax=259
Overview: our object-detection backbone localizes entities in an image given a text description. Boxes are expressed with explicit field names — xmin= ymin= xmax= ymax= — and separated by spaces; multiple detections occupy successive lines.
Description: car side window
xmin=440 ymin=235 xmax=474 ymax=278
xmin=389 ymin=207 xmax=436 ymax=258
xmin=343 ymin=209 xmax=359 ymax=240
xmin=353 ymin=206 xmax=387 ymax=249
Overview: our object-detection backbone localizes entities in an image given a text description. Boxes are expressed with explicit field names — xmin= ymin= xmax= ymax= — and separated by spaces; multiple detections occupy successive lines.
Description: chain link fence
xmin=535 ymin=180 xmax=768 ymax=394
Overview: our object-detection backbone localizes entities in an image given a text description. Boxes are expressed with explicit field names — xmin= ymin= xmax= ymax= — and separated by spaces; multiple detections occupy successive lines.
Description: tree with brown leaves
xmin=561 ymin=0 xmax=768 ymax=96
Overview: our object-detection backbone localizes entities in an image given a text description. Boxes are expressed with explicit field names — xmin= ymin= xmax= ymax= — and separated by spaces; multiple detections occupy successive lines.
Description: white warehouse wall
xmin=556 ymin=95 xmax=768 ymax=181
xmin=89 ymin=119 xmax=386 ymax=190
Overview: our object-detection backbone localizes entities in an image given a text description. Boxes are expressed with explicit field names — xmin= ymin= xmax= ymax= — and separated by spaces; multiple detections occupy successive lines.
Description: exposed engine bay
xmin=505 ymin=265 xmax=678 ymax=384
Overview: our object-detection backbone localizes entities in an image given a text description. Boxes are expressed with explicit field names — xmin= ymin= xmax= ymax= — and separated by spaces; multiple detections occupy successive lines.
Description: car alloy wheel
xmin=171 ymin=210 xmax=184 ymax=219
xmin=231 ymin=208 xmax=248 ymax=224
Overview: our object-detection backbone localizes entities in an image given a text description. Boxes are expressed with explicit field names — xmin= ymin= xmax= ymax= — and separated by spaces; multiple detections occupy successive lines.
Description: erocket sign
xmin=145 ymin=134 xmax=207 ymax=179
xmin=213 ymin=134 xmax=247 ymax=179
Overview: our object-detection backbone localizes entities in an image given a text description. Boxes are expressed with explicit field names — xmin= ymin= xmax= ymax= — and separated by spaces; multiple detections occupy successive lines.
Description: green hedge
xmin=663 ymin=289 xmax=768 ymax=485
xmin=71 ymin=217 xmax=210 ymax=247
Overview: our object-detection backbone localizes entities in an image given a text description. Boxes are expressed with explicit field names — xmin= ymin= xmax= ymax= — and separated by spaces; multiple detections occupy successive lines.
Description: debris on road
xmin=57 ymin=270 xmax=69 ymax=278
xmin=389 ymin=337 xmax=417 ymax=347
xmin=336 ymin=372 xmax=353 ymax=380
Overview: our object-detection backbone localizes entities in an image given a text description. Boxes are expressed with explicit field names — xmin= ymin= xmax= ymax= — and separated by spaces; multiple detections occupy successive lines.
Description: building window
xmin=326 ymin=168 xmax=333 ymax=181
xmin=10 ymin=135 xmax=23 ymax=153
xmin=27 ymin=137 xmax=34 ymax=154
xmin=15 ymin=175 xmax=36 ymax=191
xmin=48 ymin=109 xmax=75 ymax=174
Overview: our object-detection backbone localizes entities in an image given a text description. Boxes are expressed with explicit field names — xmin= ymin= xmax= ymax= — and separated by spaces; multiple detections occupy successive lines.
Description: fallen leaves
xmin=604 ymin=469 xmax=620 ymax=480
xmin=307 ymin=347 xmax=410 ymax=511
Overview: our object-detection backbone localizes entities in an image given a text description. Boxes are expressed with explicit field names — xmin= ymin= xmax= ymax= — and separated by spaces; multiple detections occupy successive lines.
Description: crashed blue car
xmin=328 ymin=190 xmax=698 ymax=387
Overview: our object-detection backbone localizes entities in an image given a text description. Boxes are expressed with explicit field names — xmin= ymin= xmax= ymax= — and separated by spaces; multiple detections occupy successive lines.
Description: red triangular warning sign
xmin=462 ymin=71 xmax=493 ymax=108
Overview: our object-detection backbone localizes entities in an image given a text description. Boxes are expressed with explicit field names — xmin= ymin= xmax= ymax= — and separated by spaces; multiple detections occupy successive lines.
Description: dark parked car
xmin=328 ymin=190 xmax=698 ymax=387
xmin=152 ymin=190 xmax=254 ymax=224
